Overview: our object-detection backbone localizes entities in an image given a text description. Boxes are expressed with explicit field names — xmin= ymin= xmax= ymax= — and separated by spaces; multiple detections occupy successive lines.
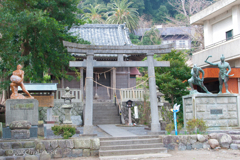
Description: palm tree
xmin=84 ymin=4 xmax=106 ymax=24
xmin=105 ymin=0 xmax=139 ymax=32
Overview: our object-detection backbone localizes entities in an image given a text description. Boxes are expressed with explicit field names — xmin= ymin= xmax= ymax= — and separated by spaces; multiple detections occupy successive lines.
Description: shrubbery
xmin=186 ymin=119 xmax=208 ymax=134
xmin=166 ymin=123 xmax=182 ymax=134
xmin=51 ymin=125 xmax=76 ymax=139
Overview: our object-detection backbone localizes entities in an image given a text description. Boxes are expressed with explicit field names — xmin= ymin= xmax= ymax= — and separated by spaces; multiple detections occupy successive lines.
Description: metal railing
xmin=205 ymin=34 xmax=240 ymax=49
xmin=54 ymin=88 xmax=82 ymax=102
xmin=193 ymin=34 xmax=240 ymax=53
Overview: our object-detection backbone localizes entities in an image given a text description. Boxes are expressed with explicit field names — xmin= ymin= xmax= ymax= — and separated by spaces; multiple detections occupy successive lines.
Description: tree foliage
xmin=0 ymin=0 xmax=89 ymax=90
xmin=83 ymin=4 xmax=107 ymax=24
xmin=155 ymin=50 xmax=191 ymax=124
xmin=105 ymin=0 xmax=139 ymax=32
xmin=138 ymin=28 xmax=161 ymax=45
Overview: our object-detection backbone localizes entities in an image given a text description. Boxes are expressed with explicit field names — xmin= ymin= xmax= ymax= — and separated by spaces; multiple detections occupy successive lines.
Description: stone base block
xmin=183 ymin=93 xmax=240 ymax=129
xmin=3 ymin=126 xmax=38 ymax=139
xmin=6 ymin=99 xmax=39 ymax=126
xmin=11 ymin=129 xmax=30 ymax=139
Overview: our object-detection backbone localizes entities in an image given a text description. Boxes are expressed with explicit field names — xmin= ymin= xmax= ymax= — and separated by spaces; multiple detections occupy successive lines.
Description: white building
xmin=134 ymin=26 xmax=191 ymax=50
xmin=190 ymin=0 xmax=240 ymax=93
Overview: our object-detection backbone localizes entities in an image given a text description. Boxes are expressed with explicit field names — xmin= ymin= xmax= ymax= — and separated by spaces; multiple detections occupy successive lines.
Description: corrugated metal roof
xmin=69 ymin=24 xmax=133 ymax=46
xmin=18 ymin=83 xmax=58 ymax=91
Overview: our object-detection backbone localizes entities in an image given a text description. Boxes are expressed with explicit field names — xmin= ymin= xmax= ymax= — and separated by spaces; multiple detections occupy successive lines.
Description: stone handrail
xmin=120 ymin=89 xmax=146 ymax=102
xmin=54 ymin=88 xmax=82 ymax=102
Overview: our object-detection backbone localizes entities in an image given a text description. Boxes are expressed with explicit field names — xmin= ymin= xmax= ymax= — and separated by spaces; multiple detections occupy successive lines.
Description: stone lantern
xmin=61 ymin=87 xmax=75 ymax=124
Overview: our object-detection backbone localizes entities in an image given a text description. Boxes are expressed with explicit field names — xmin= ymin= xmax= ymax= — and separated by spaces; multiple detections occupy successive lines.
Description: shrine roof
xmin=69 ymin=24 xmax=132 ymax=46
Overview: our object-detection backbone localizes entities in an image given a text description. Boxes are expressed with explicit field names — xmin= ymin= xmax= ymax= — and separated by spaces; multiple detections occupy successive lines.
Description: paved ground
xmin=98 ymin=125 xmax=137 ymax=137
xmin=56 ymin=149 xmax=240 ymax=160
xmin=46 ymin=125 xmax=110 ymax=139
xmin=45 ymin=125 xmax=151 ymax=139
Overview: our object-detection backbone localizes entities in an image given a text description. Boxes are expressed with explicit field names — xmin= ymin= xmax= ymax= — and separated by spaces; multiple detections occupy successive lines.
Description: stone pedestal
xmin=62 ymin=104 xmax=73 ymax=124
xmin=183 ymin=93 xmax=240 ymax=129
xmin=6 ymin=99 xmax=39 ymax=126
xmin=45 ymin=107 xmax=55 ymax=124
xmin=11 ymin=129 xmax=30 ymax=139
xmin=9 ymin=120 xmax=31 ymax=139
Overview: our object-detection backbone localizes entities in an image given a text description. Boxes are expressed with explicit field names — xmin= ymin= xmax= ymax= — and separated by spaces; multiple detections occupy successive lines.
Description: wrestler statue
xmin=205 ymin=54 xmax=233 ymax=94
xmin=10 ymin=65 xmax=34 ymax=99
xmin=188 ymin=64 xmax=211 ymax=94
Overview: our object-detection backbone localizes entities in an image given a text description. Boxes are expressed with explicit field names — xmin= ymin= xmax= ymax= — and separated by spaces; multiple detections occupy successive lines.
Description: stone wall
xmin=0 ymin=138 xmax=99 ymax=160
xmin=161 ymin=133 xmax=240 ymax=151
xmin=183 ymin=94 xmax=240 ymax=128
xmin=39 ymin=102 xmax=84 ymax=123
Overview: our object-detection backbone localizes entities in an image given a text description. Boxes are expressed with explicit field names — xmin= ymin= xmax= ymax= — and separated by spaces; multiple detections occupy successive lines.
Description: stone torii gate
xmin=63 ymin=41 xmax=173 ymax=134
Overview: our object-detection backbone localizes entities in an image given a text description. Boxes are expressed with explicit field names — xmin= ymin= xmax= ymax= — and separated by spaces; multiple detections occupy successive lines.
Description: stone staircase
xmin=93 ymin=102 xmax=121 ymax=125
xmin=99 ymin=136 xmax=167 ymax=157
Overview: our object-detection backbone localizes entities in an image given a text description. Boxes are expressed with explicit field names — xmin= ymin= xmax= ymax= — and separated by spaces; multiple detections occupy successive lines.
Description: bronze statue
xmin=10 ymin=65 xmax=34 ymax=99
xmin=205 ymin=55 xmax=233 ymax=94
xmin=188 ymin=64 xmax=211 ymax=94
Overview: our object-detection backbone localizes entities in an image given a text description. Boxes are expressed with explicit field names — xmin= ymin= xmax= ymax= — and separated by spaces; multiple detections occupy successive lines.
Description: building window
xmin=226 ymin=30 xmax=233 ymax=40
xmin=179 ymin=40 xmax=186 ymax=48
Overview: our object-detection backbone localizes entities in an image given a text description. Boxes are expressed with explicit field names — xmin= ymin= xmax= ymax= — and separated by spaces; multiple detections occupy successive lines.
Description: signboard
xmin=33 ymin=95 xmax=54 ymax=107
xmin=210 ymin=109 xmax=223 ymax=115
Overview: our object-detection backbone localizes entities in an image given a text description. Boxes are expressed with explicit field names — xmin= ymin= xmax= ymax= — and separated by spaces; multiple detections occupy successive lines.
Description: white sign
xmin=134 ymin=106 xmax=139 ymax=119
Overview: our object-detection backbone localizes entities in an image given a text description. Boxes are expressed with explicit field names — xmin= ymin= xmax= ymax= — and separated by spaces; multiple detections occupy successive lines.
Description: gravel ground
xmin=56 ymin=149 xmax=240 ymax=160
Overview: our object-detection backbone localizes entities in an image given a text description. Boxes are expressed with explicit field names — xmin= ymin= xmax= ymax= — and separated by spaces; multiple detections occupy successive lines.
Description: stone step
xmin=93 ymin=111 xmax=119 ymax=114
xmin=93 ymin=109 xmax=119 ymax=112
xmin=99 ymin=153 xmax=172 ymax=160
xmin=93 ymin=108 xmax=118 ymax=110
xmin=100 ymin=143 xmax=164 ymax=150
xmin=93 ymin=119 xmax=121 ymax=123
xmin=100 ymin=138 xmax=162 ymax=146
xmin=100 ymin=135 xmax=160 ymax=141
xmin=93 ymin=107 xmax=118 ymax=109
xmin=93 ymin=122 xmax=121 ymax=125
xmin=93 ymin=115 xmax=120 ymax=118
xmin=93 ymin=118 xmax=121 ymax=121
xmin=93 ymin=104 xmax=116 ymax=106
xmin=93 ymin=119 xmax=121 ymax=122
xmin=99 ymin=148 xmax=167 ymax=156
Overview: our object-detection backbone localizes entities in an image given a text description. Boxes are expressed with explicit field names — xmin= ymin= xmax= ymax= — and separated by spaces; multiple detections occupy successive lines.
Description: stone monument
xmin=183 ymin=56 xmax=240 ymax=130
xmin=183 ymin=94 xmax=239 ymax=129
xmin=3 ymin=65 xmax=39 ymax=138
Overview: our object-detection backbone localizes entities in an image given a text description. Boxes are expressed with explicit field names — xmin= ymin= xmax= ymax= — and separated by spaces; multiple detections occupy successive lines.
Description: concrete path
xmin=98 ymin=125 xmax=137 ymax=137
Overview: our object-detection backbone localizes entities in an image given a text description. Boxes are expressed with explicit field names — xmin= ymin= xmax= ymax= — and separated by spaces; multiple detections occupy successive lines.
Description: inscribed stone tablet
xmin=210 ymin=109 xmax=223 ymax=115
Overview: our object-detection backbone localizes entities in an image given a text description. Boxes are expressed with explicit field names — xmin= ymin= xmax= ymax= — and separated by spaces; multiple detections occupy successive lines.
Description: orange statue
xmin=10 ymin=65 xmax=34 ymax=99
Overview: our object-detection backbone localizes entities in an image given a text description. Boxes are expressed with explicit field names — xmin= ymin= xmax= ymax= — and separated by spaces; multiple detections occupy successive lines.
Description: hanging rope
xmin=91 ymin=76 xmax=155 ymax=91
xmin=83 ymin=67 xmax=115 ymax=75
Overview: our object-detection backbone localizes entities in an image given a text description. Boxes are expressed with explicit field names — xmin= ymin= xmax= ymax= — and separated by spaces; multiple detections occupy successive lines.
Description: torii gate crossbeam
xmin=63 ymin=41 xmax=173 ymax=134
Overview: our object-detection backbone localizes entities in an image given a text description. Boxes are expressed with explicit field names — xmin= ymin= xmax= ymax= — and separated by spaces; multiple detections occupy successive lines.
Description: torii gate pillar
xmin=84 ymin=51 xmax=94 ymax=134
xmin=147 ymin=52 xmax=160 ymax=132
